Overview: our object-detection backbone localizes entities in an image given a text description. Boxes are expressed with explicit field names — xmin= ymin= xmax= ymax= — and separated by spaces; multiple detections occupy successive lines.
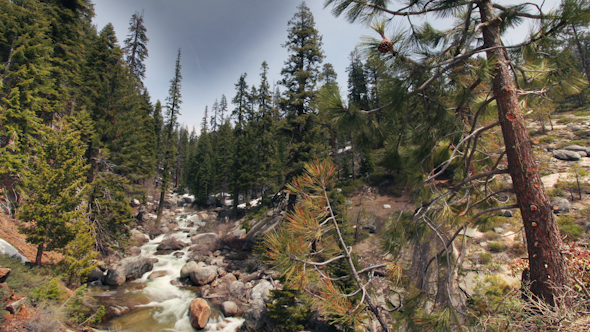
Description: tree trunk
xmin=480 ymin=0 xmax=570 ymax=305
xmin=155 ymin=189 xmax=165 ymax=224
xmin=35 ymin=243 xmax=44 ymax=265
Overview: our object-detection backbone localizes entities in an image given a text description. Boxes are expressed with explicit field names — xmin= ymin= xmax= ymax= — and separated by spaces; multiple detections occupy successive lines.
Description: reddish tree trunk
xmin=35 ymin=243 xmax=44 ymax=265
xmin=480 ymin=0 xmax=569 ymax=305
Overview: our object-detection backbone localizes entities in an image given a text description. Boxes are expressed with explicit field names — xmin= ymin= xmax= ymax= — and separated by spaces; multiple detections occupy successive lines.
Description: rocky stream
xmin=90 ymin=194 xmax=278 ymax=332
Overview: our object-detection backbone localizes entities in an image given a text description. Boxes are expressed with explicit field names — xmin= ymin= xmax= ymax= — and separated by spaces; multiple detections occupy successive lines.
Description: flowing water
xmin=97 ymin=208 xmax=244 ymax=332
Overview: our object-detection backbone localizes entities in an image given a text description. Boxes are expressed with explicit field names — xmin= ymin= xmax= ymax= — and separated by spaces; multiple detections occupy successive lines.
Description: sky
xmin=92 ymin=0 xmax=561 ymax=131
xmin=92 ymin=0 xmax=376 ymax=131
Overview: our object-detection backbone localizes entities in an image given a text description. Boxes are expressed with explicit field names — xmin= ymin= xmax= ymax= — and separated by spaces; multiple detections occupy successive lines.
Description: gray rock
xmin=87 ymin=267 xmax=105 ymax=283
xmin=104 ymin=256 xmax=157 ymax=286
xmin=564 ymin=145 xmax=590 ymax=155
xmin=127 ymin=246 xmax=142 ymax=256
xmin=148 ymin=270 xmax=169 ymax=280
xmin=551 ymin=197 xmax=571 ymax=214
xmin=229 ymin=280 xmax=245 ymax=298
xmin=221 ymin=301 xmax=239 ymax=317
xmin=553 ymin=149 xmax=581 ymax=161
xmin=103 ymin=269 xmax=126 ymax=286
xmin=241 ymin=298 xmax=268 ymax=331
xmin=181 ymin=261 xmax=199 ymax=279
xmin=250 ymin=280 xmax=274 ymax=302
xmin=189 ymin=266 xmax=218 ymax=286
xmin=191 ymin=232 xmax=219 ymax=245
xmin=231 ymin=229 xmax=246 ymax=238
xmin=156 ymin=237 xmax=188 ymax=254
xmin=6 ymin=297 xmax=27 ymax=314
xmin=498 ymin=209 xmax=513 ymax=218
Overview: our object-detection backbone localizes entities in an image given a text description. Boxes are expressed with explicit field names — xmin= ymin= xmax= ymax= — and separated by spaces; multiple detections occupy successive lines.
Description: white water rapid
xmin=103 ymin=207 xmax=244 ymax=332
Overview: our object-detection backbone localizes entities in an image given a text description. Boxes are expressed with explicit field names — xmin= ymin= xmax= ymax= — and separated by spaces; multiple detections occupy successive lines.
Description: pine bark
xmin=479 ymin=0 xmax=570 ymax=305
xmin=35 ymin=243 xmax=44 ymax=265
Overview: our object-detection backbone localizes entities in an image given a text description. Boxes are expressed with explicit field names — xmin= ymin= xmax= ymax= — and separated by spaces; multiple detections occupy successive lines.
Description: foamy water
xmin=103 ymin=207 xmax=244 ymax=332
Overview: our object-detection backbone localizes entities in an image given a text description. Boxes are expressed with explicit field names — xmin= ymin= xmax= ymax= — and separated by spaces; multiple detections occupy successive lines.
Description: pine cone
xmin=378 ymin=38 xmax=393 ymax=54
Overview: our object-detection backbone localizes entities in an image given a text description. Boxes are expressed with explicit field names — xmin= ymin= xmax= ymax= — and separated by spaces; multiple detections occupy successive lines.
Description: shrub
xmin=558 ymin=215 xmax=585 ymax=241
xmin=484 ymin=231 xmax=500 ymax=241
xmin=538 ymin=135 xmax=559 ymax=144
xmin=488 ymin=241 xmax=508 ymax=253
xmin=479 ymin=252 xmax=492 ymax=265
xmin=267 ymin=288 xmax=313 ymax=332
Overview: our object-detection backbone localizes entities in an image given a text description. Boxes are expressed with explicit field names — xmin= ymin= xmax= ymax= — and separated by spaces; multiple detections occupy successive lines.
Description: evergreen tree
xmin=19 ymin=119 xmax=90 ymax=265
xmin=156 ymin=48 xmax=182 ymax=223
xmin=325 ymin=0 xmax=590 ymax=315
xmin=0 ymin=0 xmax=54 ymax=205
xmin=231 ymin=73 xmax=250 ymax=127
xmin=219 ymin=94 xmax=228 ymax=123
xmin=280 ymin=2 xmax=329 ymax=184
xmin=44 ymin=0 xmax=95 ymax=113
xmin=256 ymin=62 xmax=281 ymax=197
xmin=346 ymin=48 xmax=369 ymax=110
xmin=210 ymin=99 xmax=219 ymax=132
xmin=153 ymin=100 xmax=164 ymax=156
xmin=123 ymin=11 xmax=149 ymax=80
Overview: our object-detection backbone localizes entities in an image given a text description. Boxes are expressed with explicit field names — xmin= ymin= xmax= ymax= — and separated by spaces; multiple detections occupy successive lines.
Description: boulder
xmin=221 ymin=301 xmax=239 ymax=317
xmin=220 ymin=273 xmax=237 ymax=284
xmin=250 ymin=280 xmax=274 ymax=302
xmin=498 ymin=209 xmax=513 ymax=218
xmin=103 ymin=269 xmax=126 ymax=286
xmin=105 ymin=305 xmax=132 ymax=319
xmin=229 ymin=280 xmax=245 ymax=298
xmin=127 ymin=246 xmax=142 ymax=256
xmin=553 ymin=149 xmax=581 ymax=161
xmin=189 ymin=298 xmax=210 ymax=330
xmin=136 ymin=205 xmax=148 ymax=223
xmin=551 ymin=197 xmax=571 ymax=215
xmin=241 ymin=298 xmax=268 ymax=331
xmin=0 ymin=267 xmax=11 ymax=283
xmin=155 ymin=237 xmax=188 ymax=254
xmin=5 ymin=297 xmax=26 ymax=314
xmin=191 ymin=233 xmax=219 ymax=245
xmin=129 ymin=229 xmax=149 ymax=247
xmin=104 ymin=256 xmax=157 ymax=286
xmin=148 ymin=270 xmax=169 ymax=280
xmin=87 ymin=267 xmax=105 ymax=283
xmin=180 ymin=261 xmax=199 ymax=279
xmin=189 ymin=266 xmax=218 ymax=286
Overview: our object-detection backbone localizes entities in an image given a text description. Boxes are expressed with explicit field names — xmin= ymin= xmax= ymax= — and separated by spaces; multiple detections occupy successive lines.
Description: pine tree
xmin=280 ymin=2 xmax=329 ymax=185
xmin=123 ymin=11 xmax=149 ymax=81
xmin=19 ymin=119 xmax=90 ymax=265
xmin=156 ymin=49 xmax=182 ymax=223
xmin=0 ymin=0 xmax=54 ymax=203
xmin=325 ymin=0 xmax=590 ymax=314
xmin=219 ymin=94 xmax=228 ymax=123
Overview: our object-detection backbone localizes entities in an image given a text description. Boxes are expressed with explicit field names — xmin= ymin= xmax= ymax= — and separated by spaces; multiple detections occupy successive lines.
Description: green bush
xmin=488 ymin=241 xmax=508 ymax=253
xmin=484 ymin=231 xmax=500 ymax=241
xmin=267 ymin=288 xmax=313 ymax=332
xmin=557 ymin=215 xmax=585 ymax=241
xmin=538 ymin=135 xmax=559 ymax=144
xmin=31 ymin=277 xmax=65 ymax=302
xmin=476 ymin=216 xmax=505 ymax=233
xmin=479 ymin=252 xmax=492 ymax=265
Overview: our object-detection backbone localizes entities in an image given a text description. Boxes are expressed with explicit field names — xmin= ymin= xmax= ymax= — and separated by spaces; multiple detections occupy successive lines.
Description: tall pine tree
xmin=156 ymin=49 xmax=182 ymax=223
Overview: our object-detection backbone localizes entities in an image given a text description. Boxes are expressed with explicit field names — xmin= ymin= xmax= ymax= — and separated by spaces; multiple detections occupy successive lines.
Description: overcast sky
xmin=92 ymin=0 xmax=377 ymax=130
xmin=92 ymin=0 xmax=561 ymax=131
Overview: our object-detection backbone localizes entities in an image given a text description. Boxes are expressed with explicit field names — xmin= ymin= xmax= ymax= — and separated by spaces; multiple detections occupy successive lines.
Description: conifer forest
xmin=3 ymin=0 xmax=590 ymax=331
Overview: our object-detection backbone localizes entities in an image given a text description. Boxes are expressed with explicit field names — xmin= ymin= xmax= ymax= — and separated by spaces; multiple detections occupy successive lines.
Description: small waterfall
xmin=100 ymin=206 xmax=245 ymax=332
